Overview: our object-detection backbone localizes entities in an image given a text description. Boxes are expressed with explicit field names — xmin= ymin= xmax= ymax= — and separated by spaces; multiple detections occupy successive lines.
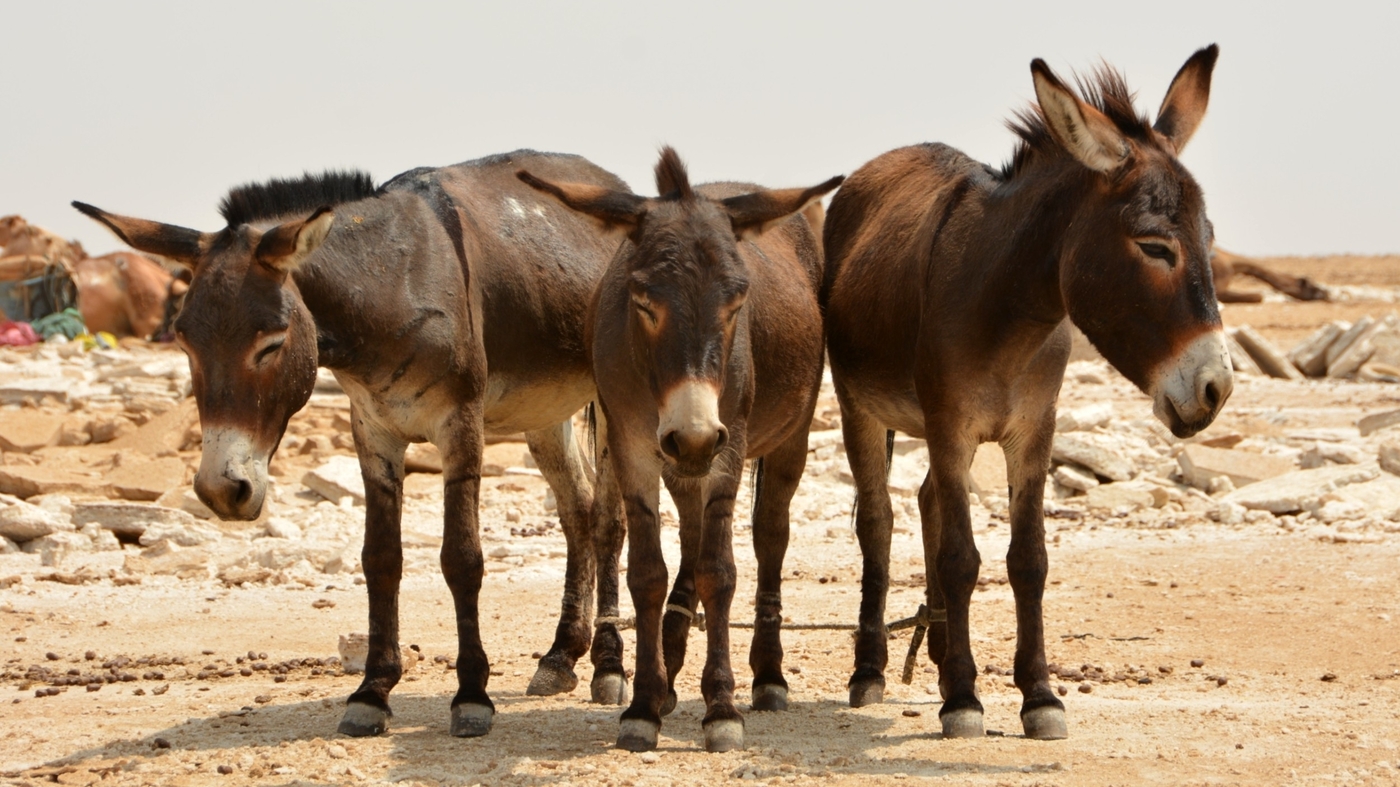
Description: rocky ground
xmin=1 ymin=255 xmax=1399 ymax=786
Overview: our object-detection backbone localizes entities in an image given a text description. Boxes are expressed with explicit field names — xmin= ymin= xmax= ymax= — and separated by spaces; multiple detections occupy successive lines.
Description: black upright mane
xmin=1001 ymin=64 xmax=1154 ymax=179
xmin=219 ymin=171 xmax=378 ymax=227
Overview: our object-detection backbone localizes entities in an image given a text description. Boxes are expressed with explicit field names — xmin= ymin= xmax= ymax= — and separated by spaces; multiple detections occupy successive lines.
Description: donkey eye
xmin=255 ymin=339 xmax=285 ymax=363
xmin=1137 ymin=241 xmax=1177 ymax=267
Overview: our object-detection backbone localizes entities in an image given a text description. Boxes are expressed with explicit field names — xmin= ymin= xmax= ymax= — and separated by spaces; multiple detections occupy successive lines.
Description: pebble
xmin=327 ymin=744 xmax=348 ymax=759
xmin=640 ymin=752 xmax=660 ymax=764
xmin=1078 ymin=683 xmax=1093 ymax=694
xmin=1191 ymin=659 xmax=1205 ymax=668
xmin=153 ymin=737 xmax=171 ymax=749
xmin=217 ymin=764 xmax=234 ymax=774
xmin=902 ymin=709 xmax=921 ymax=717
xmin=1321 ymin=672 xmax=1338 ymax=682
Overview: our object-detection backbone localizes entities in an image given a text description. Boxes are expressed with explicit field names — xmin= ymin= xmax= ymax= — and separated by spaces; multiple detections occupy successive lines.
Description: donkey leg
xmin=524 ymin=418 xmax=595 ymax=697
xmin=340 ymin=417 xmax=407 ymax=737
xmin=928 ymin=437 xmax=984 ymax=739
xmin=750 ymin=426 xmax=808 ymax=711
xmin=439 ymin=406 xmax=494 ymax=737
xmin=696 ymin=470 xmax=745 ymax=752
xmin=839 ymin=401 xmax=895 ymax=707
xmin=588 ymin=406 xmax=629 ymax=705
xmin=616 ymin=453 xmax=668 ymax=752
xmin=1003 ymin=426 xmax=1067 ymax=740
xmin=917 ymin=470 xmax=951 ymax=678
xmin=660 ymin=479 xmax=703 ymax=717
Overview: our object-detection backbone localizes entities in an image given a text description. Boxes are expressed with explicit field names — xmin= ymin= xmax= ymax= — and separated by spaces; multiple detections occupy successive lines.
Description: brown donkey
xmin=73 ymin=151 xmax=633 ymax=738
xmin=822 ymin=47 xmax=1232 ymax=740
xmin=520 ymin=149 xmax=841 ymax=752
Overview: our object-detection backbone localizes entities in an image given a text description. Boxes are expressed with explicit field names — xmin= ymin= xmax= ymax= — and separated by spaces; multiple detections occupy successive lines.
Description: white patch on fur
xmin=1150 ymin=331 xmax=1233 ymax=429
xmin=506 ymin=197 xmax=526 ymax=218
xmin=657 ymin=379 xmax=722 ymax=446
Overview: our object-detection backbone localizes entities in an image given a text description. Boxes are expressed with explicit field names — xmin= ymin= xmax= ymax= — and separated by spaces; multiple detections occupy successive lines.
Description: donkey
xmin=821 ymin=47 xmax=1232 ymax=740
xmin=73 ymin=150 xmax=633 ymax=739
xmin=519 ymin=149 xmax=841 ymax=752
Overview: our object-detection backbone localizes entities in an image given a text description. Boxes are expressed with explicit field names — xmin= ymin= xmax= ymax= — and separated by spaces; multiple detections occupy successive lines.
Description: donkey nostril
xmin=712 ymin=427 xmax=728 ymax=456
xmin=660 ymin=431 xmax=681 ymax=460
xmin=231 ymin=478 xmax=253 ymax=507
xmin=1203 ymin=379 xmax=1222 ymax=411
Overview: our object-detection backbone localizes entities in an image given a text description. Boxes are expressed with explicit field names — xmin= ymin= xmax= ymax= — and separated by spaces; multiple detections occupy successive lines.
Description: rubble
xmin=1220 ymin=463 xmax=1381 ymax=514
xmin=1051 ymin=433 xmax=1137 ymax=482
xmin=72 ymin=501 xmax=195 ymax=539
xmin=0 ymin=493 xmax=72 ymax=541
xmin=1288 ymin=322 xmax=1347 ymax=376
xmin=1231 ymin=326 xmax=1303 ymax=380
xmin=1177 ymin=445 xmax=1296 ymax=490
xmin=302 ymin=456 xmax=366 ymax=505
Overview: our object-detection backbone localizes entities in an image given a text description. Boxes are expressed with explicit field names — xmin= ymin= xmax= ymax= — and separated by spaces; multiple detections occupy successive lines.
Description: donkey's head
xmin=1020 ymin=46 xmax=1231 ymax=437
xmin=72 ymin=174 xmax=367 ymax=519
xmin=519 ymin=149 xmax=841 ymax=476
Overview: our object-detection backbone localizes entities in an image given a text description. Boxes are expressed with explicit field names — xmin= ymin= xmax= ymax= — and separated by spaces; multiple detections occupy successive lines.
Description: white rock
xmin=79 ymin=523 xmax=122 ymax=552
xmin=1288 ymin=321 xmax=1348 ymax=377
xmin=22 ymin=530 xmax=93 ymax=567
xmin=1055 ymin=403 xmax=1115 ymax=433
xmin=1314 ymin=500 xmax=1368 ymax=523
xmin=0 ymin=534 xmax=18 ymax=554
xmin=337 ymin=633 xmax=414 ymax=674
xmin=1084 ymin=481 xmax=1166 ymax=512
xmin=1232 ymin=326 xmax=1304 ymax=380
xmin=0 ymin=494 xmax=71 ymax=542
xmin=0 ymin=377 xmax=71 ymax=404
xmin=1325 ymin=316 xmax=1375 ymax=368
xmin=74 ymin=502 xmax=197 ymax=539
xmin=1212 ymin=502 xmax=1247 ymax=524
xmin=1221 ymin=463 xmax=1381 ymax=514
xmin=263 ymin=517 xmax=303 ymax=540
xmin=1053 ymin=464 xmax=1099 ymax=492
xmin=139 ymin=520 xmax=222 ymax=548
xmin=302 ymin=456 xmax=365 ymax=505
xmin=1051 ymin=433 xmax=1136 ymax=482
xmin=28 ymin=494 xmax=75 ymax=520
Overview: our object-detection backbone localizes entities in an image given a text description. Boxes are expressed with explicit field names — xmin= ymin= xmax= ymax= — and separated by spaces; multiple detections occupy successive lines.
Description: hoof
xmin=848 ymin=679 xmax=884 ymax=708
xmin=337 ymin=702 xmax=390 ymax=737
xmin=450 ymin=704 xmax=493 ymax=738
xmin=526 ymin=663 xmax=579 ymax=696
xmin=751 ymin=684 xmax=788 ymax=712
xmin=591 ymin=672 xmax=629 ymax=706
xmin=660 ymin=689 xmax=679 ymax=717
xmin=940 ymin=707 xmax=984 ymax=739
xmin=1021 ymin=705 xmax=1068 ymax=740
xmin=703 ymin=718 xmax=745 ymax=753
xmin=617 ymin=718 xmax=659 ymax=752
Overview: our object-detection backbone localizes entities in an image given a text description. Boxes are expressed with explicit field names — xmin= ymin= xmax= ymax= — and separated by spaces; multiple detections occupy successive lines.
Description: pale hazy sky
xmin=4 ymin=1 xmax=1397 ymax=257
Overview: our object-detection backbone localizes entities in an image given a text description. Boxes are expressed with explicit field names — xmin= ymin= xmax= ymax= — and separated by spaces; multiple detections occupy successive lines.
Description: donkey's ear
xmin=721 ymin=176 xmax=845 ymax=240
xmin=1031 ymin=59 xmax=1129 ymax=173
xmin=255 ymin=207 xmax=335 ymax=273
xmin=71 ymin=201 xmax=213 ymax=268
xmin=517 ymin=170 xmax=648 ymax=234
xmin=1154 ymin=44 xmax=1218 ymax=154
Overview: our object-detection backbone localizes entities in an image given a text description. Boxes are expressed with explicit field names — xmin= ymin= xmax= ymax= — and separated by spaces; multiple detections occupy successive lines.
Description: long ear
xmin=721 ymin=176 xmax=845 ymax=239
xmin=255 ymin=207 xmax=335 ymax=273
xmin=517 ymin=170 xmax=648 ymax=234
xmin=71 ymin=201 xmax=213 ymax=267
xmin=1154 ymin=44 xmax=1218 ymax=154
xmin=1031 ymin=59 xmax=1129 ymax=173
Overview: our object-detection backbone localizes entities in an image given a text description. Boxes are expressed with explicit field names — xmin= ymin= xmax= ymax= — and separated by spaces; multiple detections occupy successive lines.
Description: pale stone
xmin=1055 ymin=402 xmax=1115 ymax=433
xmin=1359 ymin=409 xmax=1400 ymax=438
xmin=1379 ymin=441 xmax=1400 ymax=477
xmin=0 ymin=411 xmax=65 ymax=453
xmin=22 ymin=530 xmax=92 ymax=567
xmin=807 ymin=430 xmax=844 ymax=452
xmin=73 ymin=501 xmax=197 ymax=539
xmin=0 ymin=377 xmax=70 ymax=404
xmin=1325 ymin=315 xmax=1375 ymax=367
xmin=0 ymin=494 xmax=71 ymax=542
xmin=0 ymin=465 xmax=107 ymax=499
xmin=1288 ymin=321 xmax=1347 ymax=376
xmin=338 ymin=633 xmax=415 ymax=674
xmin=1314 ymin=500 xmax=1368 ymax=524
xmin=1053 ymin=464 xmax=1099 ymax=492
xmin=124 ymin=541 xmax=211 ymax=576
xmin=1359 ymin=362 xmax=1400 ymax=383
xmin=302 ymin=456 xmax=365 ymax=505
xmin=1231 ymin=325 xmax=1303 ymax=380
xmin=79 ymin=523 xmax=122 ymax=552
xmin=0 ymin=534 xmax=17 ymax=554
xmin=1299 ymin=441 xmax=1367 ymax=468
xmin=968 ymin=444 xmax=1007 ymax=497
xmin=1212 ymin=502 xmax=1247 ymax=524
xmin=1177 ymin=445 xmax=1296 ymax=490
xmin=1051 ymin=433 xmax=1136 ymax=482
xmin=1223 ymin=331 xmax=1262 ymax=375
xmin=1083 ymin=482 xmax=1160 ymax=512
xmin=1327 ymin=323 xmax=1385 ymax=378
xmin=107 ymin=455 xmax=188 ymax=502
xmin=1220 ymin=463 xmax=1380 ymax=514
xmin=139 ymin=519 xmax=222 ymax=547
xmin=1367 ymin=329 xmax=1400 ymax=368
xmin=404 ymin=443 xmax=443 ymax=474
xmin=264 ymin=517 xmax=303 ymax=540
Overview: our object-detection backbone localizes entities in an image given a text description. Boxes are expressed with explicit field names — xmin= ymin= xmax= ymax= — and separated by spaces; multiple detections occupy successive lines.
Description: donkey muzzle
xmin=1151 ymin=331 xmax=1234 ymax=438
xmin=657 ymin=379 xmax=728 ymax=477
xmin=194 ymin=426 xmax=270 ymax=520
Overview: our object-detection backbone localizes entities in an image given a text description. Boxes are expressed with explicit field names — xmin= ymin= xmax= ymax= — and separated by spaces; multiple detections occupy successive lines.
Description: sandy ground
xmin=3 ymin=255 xmax=1400 ymax=787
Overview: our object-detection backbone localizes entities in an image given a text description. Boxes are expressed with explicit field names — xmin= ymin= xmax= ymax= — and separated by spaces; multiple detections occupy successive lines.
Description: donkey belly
xmin=482 ymin=371 xmax=594 ymax=436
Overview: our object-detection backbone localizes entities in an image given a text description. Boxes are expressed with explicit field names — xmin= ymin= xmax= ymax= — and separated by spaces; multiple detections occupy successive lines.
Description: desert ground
xmin=2 ymin=255 xmax=1399 ymax=787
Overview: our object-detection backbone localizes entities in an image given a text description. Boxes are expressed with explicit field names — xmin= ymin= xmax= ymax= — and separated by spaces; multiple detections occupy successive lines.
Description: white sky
xmin=4 ymin=1 xmax=1397 ymax=257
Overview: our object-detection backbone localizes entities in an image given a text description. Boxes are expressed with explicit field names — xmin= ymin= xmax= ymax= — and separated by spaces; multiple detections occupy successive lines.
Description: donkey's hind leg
xmin=588 ymin=406 xmax=629 ymax=705
xmin=749 ymin=424 xmax=810 ymax=711
xmin=524 ymin=416 xmax=597 ymax=697
xmin=838 ymin=397 xmax=896 ymax=707
xmin=340 ymin=413 xmax=408 ymax=737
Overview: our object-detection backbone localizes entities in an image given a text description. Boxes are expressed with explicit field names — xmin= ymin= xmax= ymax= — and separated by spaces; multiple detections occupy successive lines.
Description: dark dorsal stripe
xmin=219 ymin=171 xmax=378 ymax=227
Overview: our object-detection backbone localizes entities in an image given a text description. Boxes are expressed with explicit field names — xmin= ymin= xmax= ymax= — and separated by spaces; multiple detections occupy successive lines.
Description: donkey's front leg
xmin=660 ymin=478 xmax=704 ymax=717
xmin=696 ymin=468 xmax=744 ymax=753
xmin=1003 ymin=422 xmax=1067 ymax=740
xmin=339 ymin=414 xmax=408 ymax=737
xmin=439 ymin=403 xmax=494 ymax=737
xmin=615 ymin=451 xmax=668 ymax=752
xmin=524 ymin=418 xmax=596 ymax=697
xmin=928 ymin=434 xmax=984 ymax=739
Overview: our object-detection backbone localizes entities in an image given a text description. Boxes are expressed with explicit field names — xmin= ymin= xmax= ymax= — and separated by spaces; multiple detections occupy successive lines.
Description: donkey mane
xmin=1002 ymin=64 xmax=1154 ymax=179
xmin=654 ymin=147 xmax=695 ymax=201
xmin=219 ymin=170 xmax=378 ymax=227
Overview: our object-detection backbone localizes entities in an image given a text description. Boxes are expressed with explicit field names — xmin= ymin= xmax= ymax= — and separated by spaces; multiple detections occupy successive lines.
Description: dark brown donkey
xmin=519 ymin=149 xmax=841 ymax=752
xmin=822 ymin=47 xmax=1232 ymax=740
xmin=72 ymin=150 xmax=634 ymax=738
